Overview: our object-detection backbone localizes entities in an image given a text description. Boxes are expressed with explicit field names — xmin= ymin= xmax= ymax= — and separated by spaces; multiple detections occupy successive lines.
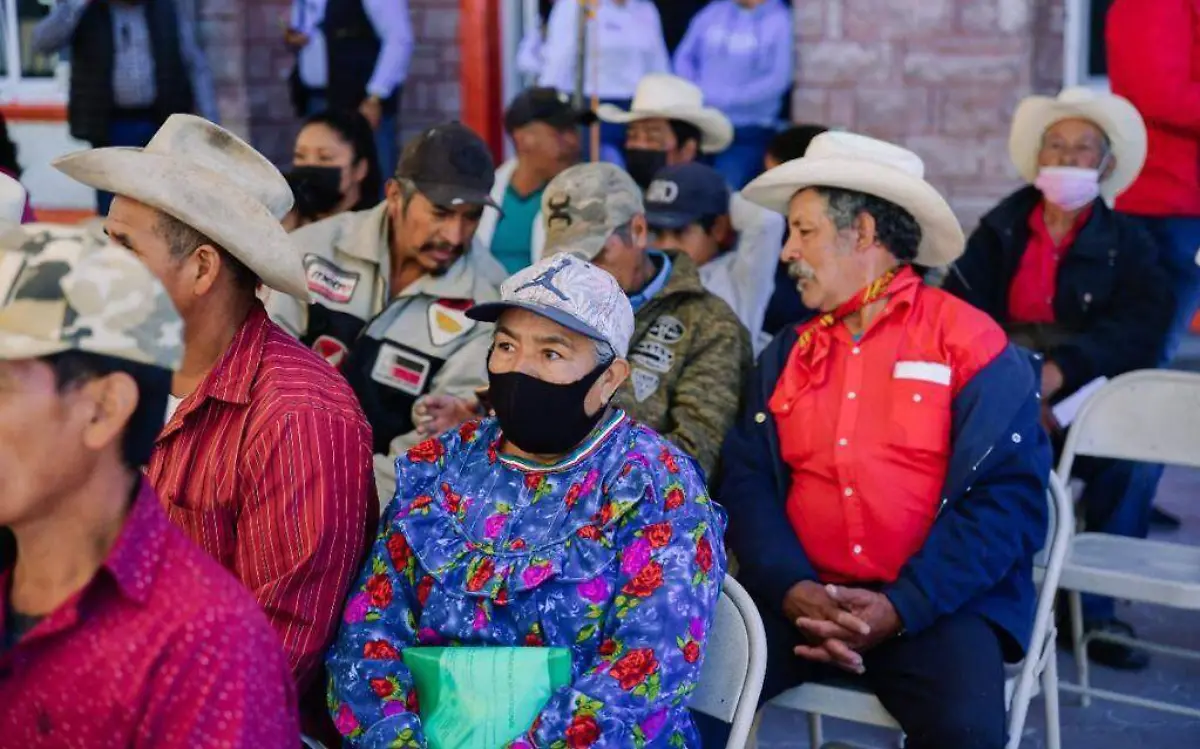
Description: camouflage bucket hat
xmin=0 ymin=223 xmax=184 ymax=370
xmin=542 ymin=163 xmax=644 ymax=260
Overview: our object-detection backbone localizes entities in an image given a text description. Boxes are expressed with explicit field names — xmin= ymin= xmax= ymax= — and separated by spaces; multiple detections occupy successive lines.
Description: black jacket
xmin=943 ymin=187 xmax=1173 ymax=397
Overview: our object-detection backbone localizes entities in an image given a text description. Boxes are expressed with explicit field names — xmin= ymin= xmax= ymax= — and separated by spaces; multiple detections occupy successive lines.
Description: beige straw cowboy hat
xmin=1009 ymin=87 xmax=1147 ymax=205
xmin=742 ymin=131 xmax=965 ymax=267
xmin=53 ymin=114 xmax=309 ymax=300
xmin=596 ymin=74 xmax=734 ymax=154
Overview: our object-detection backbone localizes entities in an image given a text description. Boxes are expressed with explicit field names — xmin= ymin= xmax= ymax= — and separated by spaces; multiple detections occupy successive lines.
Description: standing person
xmin=474 ymin=87 xmax=590 ymax=276
xmin=539 ymin=0 xmax=670 ymax=164
xmin=0 ymin=114 xmax=34 ymax=223
xmin=0 ymin=225 xmax=298 ymax=747
xmin=52 ymin=115 xmax=378 ymax=728
xmin=673 ymin=0 xmax=794 ymax=189
xmin=271 ymin=122 xmax=501 ymax=502
xmin=32 ymin=0 xmax=219 ymax=216
xmin=283 ymin=108 xmax=382 ymax=232
xmin=286 ymin=0 xmax=414 ymax=190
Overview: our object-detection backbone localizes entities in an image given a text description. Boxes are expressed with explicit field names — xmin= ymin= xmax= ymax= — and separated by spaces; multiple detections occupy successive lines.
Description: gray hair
xmin=813 ymin=186 xmax=922 ymax=264
xmin=157 ymin=211 xmax=257 ymax=291
xmin=608 ymin=219 xmax=636 ymax=247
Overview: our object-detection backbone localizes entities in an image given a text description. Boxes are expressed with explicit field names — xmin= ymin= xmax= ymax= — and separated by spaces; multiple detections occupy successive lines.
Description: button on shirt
xmin=146 ymin=303 xmax=377 ymax=691
xmin=768 ymin=269 xmax=1007 ymax=583
xmin=0 ymin=480 xmax=299 ymax=746
xmin=539 ymin=0 xmax=671 ymax=99
xmin=1007 ymin=201 xmax=1093 ymax=324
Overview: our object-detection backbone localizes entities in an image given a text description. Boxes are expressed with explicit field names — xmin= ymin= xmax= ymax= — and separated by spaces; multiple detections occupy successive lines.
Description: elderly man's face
xmin=387 ymin=183 xmax=484 ymax=276
xmin=489 ymin=308 xmax=625 ymax=416
xmin=781 ymin=188 xmax=864 ymax=312
xmin=1038 ymin=118 xmax=1110 ymax=172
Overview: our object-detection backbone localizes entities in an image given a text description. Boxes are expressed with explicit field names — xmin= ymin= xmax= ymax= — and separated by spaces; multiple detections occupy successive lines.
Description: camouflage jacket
xmin=616 ymin=250 xmax=752 ymax=480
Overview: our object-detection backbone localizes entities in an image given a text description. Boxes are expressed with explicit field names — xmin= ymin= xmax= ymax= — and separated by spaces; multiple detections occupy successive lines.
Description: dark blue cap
xmin=644 ymin=162 xmax=731 ymax=230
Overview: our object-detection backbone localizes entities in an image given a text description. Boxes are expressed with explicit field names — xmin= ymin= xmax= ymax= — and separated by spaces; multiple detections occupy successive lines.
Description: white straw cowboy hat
xmin=0 ymin=172 xmax=26 ymax=224
xmin=1009 ymin=87 xmax=1147 ymax=205
xmin=52 ymin=114 xmax=309 ymax=300
xmin=742 ymin=131 xmax=965 ymax=267
xmin=596 ymin=74 xmax=734 ymax=154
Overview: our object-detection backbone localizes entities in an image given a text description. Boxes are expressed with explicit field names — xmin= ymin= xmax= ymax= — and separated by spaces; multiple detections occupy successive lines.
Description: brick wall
xmin=197 ymin=0 xmax=461 ymax=168
xmin=794 ymin=0 xmax=1065 ymax=230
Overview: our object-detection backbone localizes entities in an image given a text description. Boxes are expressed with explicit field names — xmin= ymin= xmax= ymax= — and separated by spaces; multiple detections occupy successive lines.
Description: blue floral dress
xmin=326 ymin=410 xmax=727 ymax=748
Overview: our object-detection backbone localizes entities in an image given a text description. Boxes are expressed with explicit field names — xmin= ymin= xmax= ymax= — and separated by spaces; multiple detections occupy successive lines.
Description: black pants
xmin=696 ymin=596 xmax=1007 ymax=749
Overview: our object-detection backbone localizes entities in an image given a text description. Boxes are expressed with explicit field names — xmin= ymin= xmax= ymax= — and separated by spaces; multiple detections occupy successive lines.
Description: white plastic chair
xmin=1054 ymin=370 xmax=1200 ymax=718
xmin=754 ymin=473 xmax=1072 ymax=749
xmin=692 ymin=575 xmax=769 ymax=748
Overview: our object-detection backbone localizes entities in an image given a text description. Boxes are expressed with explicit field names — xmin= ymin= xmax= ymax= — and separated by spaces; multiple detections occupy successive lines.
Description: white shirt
xmin=290 ymin=0 xmax=414 ymax=97
xmin=538 ymin=0 xmax=670 ymax=100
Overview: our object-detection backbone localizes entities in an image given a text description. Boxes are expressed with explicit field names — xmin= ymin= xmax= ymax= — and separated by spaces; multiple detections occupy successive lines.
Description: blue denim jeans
xmin=97 ymin=116 xmax=160 ymax=215
xmin=712 ymin=125 xmax=775 ymax=190
xmin=1139 ymin=216 xmax=1200 ymax=364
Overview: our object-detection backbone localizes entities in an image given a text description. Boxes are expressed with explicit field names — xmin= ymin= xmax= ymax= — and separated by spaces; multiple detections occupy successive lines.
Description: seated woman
xmin=943 ymin=87 xmax=1172 ymax=671
xmin=282 ymin=108 xmax=381 ymax=232
xmin=326 ymin=252 xmax=727 ymax=748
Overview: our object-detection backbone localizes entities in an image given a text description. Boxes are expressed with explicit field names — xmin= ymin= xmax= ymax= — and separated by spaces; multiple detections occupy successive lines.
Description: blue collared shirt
xmin=629 ymin=250 xmax=672 ymax=312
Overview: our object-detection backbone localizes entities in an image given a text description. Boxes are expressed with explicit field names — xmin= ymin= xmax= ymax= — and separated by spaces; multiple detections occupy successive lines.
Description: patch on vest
xmin=632 ymin=368 xmax=660 ymax=403
xmin=428 ymin=299 xmax=476 ymax=347
xmin=646 ymin=315 xmax=685 ymax=345
xmin=304 ymin=254 xmax=360 ymax=304
xmin=631 ymin=340 xmax=675 ymax=374
xmin=371 ymin=343 xmax=432 ymax=396
xmin=313 ymin=335 xmax=350 ymax=369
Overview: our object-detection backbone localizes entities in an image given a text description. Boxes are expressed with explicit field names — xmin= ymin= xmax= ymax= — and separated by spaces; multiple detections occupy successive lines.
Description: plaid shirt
xmin=146 ymin=303 xmax=378 ymax=692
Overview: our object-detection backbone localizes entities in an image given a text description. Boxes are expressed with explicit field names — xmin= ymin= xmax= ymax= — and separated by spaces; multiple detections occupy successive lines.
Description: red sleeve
xmin=1107 ymin=0 xmax=1200 ymax=135
xmin=235 ymin=408 xmax=377 ymax=691
xmin=937 ymin=294 xmax=1008 ymax=398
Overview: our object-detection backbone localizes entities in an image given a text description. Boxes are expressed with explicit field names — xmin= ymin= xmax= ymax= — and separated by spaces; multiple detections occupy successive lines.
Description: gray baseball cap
xmin=468 ymin=252 xmax=635 ymax=357
xmin=541 ymin=163 xmax=644 ymax=260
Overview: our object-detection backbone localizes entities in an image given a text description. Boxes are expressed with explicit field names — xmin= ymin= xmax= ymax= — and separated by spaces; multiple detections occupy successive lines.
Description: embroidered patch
xmin=312 ymin=335 xmax=350 ymax=369
xmin=0 ymin=251 xmax=26 ymax=305
xmin=646 ymin=315 xmax=685 ymax=345
xmin=893 ymin=361 xmax=952 ymax=386
xmin=371 ymin=343 xmax=432 ymax=396
xmin=304 ymin=254 xmax=360 ymax=304
xmin=632 ymin=368 xmax=660 ymax=403
xmin=427 ymin=299 xmax=476 ymax=347
xmin=631 ymin=340 xmax=675 ymax=374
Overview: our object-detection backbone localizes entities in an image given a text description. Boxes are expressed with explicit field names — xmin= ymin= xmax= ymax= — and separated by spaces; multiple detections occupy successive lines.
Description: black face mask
xmin=624 ymin=148 xmax=669 ymax=191
xmin=489 ymin=364 xmax=610 ymax=455
xmin=286 ymin=165 xmax=344 ymax=219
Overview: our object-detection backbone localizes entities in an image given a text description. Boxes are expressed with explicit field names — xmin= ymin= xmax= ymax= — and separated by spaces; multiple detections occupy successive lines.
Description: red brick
xmin=958 ymin=0 xmax=1031 ymax=35
xmin=854 ymin=87 xmax=934 ymax=137
xmin=903 ymin=135 xmax=988 ymax=179
xmin=799 ymin=40 xmax=897 ymax=86
xmin=790 ymin=88 xmax=828 ymax=125
xmin=904 ymin=43 xmax=1028 ymax=86
xmin=938 ymin=88 xmax=1023 ymax=137
xmin=843 ymin=0 xmax=954 ymax=41
xmin=796 ymin=0 xmax=822 ymax=41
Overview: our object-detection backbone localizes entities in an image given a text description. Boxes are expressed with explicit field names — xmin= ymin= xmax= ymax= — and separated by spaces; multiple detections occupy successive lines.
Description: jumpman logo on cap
xmin=515 ymin=257 xmax=572 ymax=301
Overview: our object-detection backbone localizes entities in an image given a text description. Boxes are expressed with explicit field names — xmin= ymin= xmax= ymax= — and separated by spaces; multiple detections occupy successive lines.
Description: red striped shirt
xmin=146 ymin=303 xmax=377 ymax=693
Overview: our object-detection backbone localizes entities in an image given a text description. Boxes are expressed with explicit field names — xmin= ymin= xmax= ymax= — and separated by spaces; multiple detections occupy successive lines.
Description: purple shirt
xmin=0 ymin=480 xmax=299 ymax=747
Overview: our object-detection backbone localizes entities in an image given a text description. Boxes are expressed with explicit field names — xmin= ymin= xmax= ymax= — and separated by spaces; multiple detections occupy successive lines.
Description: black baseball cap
xmin=644 ymin=162 xmax=731 ymax=230
xmin=395 ymin=122 xmax=499 ymax=209
xmin=504 ymin=87 xmax=597 ymax=133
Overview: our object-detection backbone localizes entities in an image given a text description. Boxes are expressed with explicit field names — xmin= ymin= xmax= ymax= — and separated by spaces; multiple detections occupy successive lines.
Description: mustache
xmin=420 ymin=242 xmax=465 ymax=259
xmin=787 ymin=261 xmax=816 ymax=283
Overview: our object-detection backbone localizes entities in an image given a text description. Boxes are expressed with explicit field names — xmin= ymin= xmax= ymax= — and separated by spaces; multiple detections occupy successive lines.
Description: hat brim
xmin=418 ymin=180 xmax=503 ymax=212
xmin=467 ymin=300 xmax=613 ymax=351
xmin=53 ymin=149 xmax=310 ymax=300
xmin=595 ymin=105 xmax=734 ymax=153
xmin=742 ymin=157 xmax=966 ymax=268
xmin=1009 ymin=96 xmax=1148 ymax=204
xmin=0 ymin=333 xmax=70 ymax=363
xmin=645 ymin=209 xmax=701 ymax=230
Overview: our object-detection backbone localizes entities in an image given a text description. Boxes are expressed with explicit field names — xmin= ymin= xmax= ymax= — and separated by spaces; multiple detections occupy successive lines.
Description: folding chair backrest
xmin=1058 ymin=370 xmax=1200 ymax=477
xmin=691 ymin=576 xmax=767 ymax=746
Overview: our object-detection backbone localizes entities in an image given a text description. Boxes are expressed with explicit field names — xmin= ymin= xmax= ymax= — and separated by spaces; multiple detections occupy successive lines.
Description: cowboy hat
xmin=742 ymin=131 xmax=965 ymax=267
xmin=0 ymin=172 xmax=26 ymax=224
xmin=52 ymin=115 xmax=309 ymax=300
xmin=1009 ymin=87 xmax=1147 ymax=204
xmin=596 ymin=74 xmax=734 ymax=153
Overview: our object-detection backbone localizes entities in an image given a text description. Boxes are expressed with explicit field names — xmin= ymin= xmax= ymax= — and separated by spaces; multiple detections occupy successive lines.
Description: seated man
xmin=0 ymin=226 xmax=296 ymax=745
xmin=943 ymin=88 xmax=1172 ymax=670
xmin=542 ymin=162 xmax=751 ymax=478
xmin=716 ymin=132 xmax=1051 ymax=749
xmin=646 ymin=162 xmax=777 ymax=352
xmin=269 ymin=122 xmax=501 ymax=501
xmin=474 ymin=87 xmax=591 ymax=277
xmin=326 ymin=253 xmax=727 ymax=748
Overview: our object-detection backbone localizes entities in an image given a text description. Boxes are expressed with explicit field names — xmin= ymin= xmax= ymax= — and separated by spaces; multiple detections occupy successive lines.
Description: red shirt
xmin=1108 ymin=0 xmax=1200 ymax=217
xmin=0 ymin=480 xmax=298 ymax=746
xmin=146 ymin=303 xmax=377 ymax=691
xmin=1007 ymin=202 xmax=1092 ymax=324
xmin=769 ymin=269 xmax=1007 ymax=584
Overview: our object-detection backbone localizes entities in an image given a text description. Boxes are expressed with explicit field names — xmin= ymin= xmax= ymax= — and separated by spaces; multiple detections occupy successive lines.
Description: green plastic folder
xmin=403 ymin=647 xmax=572 ymax=749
